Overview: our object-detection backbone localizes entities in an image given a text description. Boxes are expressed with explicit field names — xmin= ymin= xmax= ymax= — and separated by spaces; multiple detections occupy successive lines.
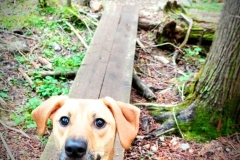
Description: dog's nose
xmin=65 ymin=138 xmax=87 ymax=158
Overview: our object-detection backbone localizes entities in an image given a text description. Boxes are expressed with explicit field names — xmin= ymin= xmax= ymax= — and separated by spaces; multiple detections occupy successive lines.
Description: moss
xmin=179 ymin=106 xmax=218 ymax=142
xmin=179 ymin=98 xmax=239 ymax=142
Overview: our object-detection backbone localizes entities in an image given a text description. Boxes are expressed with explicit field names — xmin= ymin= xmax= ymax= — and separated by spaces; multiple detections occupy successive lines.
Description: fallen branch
xmin=0 ymin=133 xmax=16 ymax=160
xmin=28 ymin=70 xmax=77 ymax=77
xmin=0 ymin=120 xmax=30 ymax=139
xmin=18 ymin=67 xmax=34 ymax=87
xmin=0 ymin=30 xmax=37 ymax=41
xmin=65 ymin=21 xmax=88 ymax=49
xmin=132 ymin=70 xmax=156 ymax=100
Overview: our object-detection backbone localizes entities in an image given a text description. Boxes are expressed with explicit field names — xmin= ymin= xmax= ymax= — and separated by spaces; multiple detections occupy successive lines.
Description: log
xmin=132 ymin=71 xmax=156 ymax=100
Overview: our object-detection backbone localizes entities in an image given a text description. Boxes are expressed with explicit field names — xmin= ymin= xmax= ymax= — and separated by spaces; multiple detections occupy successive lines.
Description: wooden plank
xmin=100 ymin=5 xmax=139 ymax=160
xmin=100 ymin=5 xmax=139 ymax=102
xmin=69 ymin=5 xmax=123 ymax=99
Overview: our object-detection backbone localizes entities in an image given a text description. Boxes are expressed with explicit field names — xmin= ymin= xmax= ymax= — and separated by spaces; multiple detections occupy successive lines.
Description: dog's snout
xmin=65 ymin=138 xmax=87 ymax=158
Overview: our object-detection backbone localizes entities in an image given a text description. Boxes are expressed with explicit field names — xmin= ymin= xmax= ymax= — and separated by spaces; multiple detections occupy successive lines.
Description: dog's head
xmin=32 ymin=96 xmax=140 ymax=160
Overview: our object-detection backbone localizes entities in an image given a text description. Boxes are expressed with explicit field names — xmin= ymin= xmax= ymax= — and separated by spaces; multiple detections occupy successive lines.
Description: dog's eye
xmin=60 ymin=116 xmax=69 ymax=126
xmin=94 ymin=118 xmax=106 ymax=129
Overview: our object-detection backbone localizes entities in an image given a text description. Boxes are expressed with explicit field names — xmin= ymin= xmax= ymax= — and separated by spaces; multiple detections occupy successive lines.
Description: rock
xmin=0 ymin=40 xmax=30 ymax=53
xmin=90 ymin=1 xmax=102 ymax=13
xmin=189 ymin=149 xmax=194 ymax=153
xmin=143 ymin=144 xmax=151 ymax=149
xmin=52 ymin=42 xmax=61 ymax=51
xmin=180 ymin=143 xmax=190 ymax=150
xmin=150 ymin=145 xmax=158 ymax=152
xmin=225 ymin=148 xmax=230 ymax=152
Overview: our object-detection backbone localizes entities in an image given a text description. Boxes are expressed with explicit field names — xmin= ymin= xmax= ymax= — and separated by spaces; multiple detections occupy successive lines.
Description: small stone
xmin=150 ymin=145 xmax=158 ymax=152
xmin=143 ymin=144 xmax=150 ymax=149
xmin=189 ymin=149 xmax=194 ymax=153
xmin=159 ymin=136 xmax=165 ymax=141
xmin=225 ymin=148 xmax=231 ymax=152
xmin=52 ymin=42 xmax=61 ymax=51
xmin=180 ymin=143 xmax=190 ymax=150
xmin=161 ymin=143 xmax=167 ymax=147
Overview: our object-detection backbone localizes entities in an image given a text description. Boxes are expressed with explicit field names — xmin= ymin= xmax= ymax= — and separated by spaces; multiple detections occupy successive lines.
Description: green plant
xmin=33 ymin=76 xmax=69 ymax=97
xmin=52 ymin=53 xmax=85 ymax=71
xmin=10 ymin=97 xmax=43 ymax=128
xmin=184 ymin=46 xmax=206 ymax=65
xmin=0 ymin=88 xmax=9 ymax=100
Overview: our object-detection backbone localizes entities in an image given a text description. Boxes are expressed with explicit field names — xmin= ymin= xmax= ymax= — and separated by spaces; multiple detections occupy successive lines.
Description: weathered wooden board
xmin=69 ymin=5 xmax=123 ymax=99
xmin=100 ymin=5 xmax=139 ymax=103
xmin=40 ymin=4 xmax=138 ymax=160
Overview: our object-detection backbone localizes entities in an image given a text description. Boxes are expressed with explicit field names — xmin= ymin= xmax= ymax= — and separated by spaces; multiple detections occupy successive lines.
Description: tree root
xmin=150 ymin=101 xmax=197 ymax=137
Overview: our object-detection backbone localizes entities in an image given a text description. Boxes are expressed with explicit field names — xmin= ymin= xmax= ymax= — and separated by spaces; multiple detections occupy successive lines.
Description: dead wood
xmin=0 ymin=133 xmax=15 ymax=160
xmin=27 ymin=70 xmax=77 ymax=77
xmin=36 ymin=56 xmax=52 ymax=69
xmin=18 ymin=67 xmax=34 ymax=87
xmin=132 ymin=71 xmax=156 ymax=100
xmin=0 ymin=30 xmax=37 ymax=41
xmin=138 ymin=18 xmax=159 ymax=30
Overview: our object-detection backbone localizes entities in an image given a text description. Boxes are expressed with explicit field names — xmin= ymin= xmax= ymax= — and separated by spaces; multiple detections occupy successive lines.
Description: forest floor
xmin=0 ymin=0 xmax=240 ymax=160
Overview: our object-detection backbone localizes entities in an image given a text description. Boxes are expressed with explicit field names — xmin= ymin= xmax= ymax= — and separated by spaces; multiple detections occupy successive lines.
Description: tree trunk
xmin=192 ymin=0 xmax=240 ymax=137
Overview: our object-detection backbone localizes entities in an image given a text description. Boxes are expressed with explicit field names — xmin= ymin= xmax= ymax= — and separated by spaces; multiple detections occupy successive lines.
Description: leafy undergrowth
xmin=0 ymin=0 xmax=96 ymax=158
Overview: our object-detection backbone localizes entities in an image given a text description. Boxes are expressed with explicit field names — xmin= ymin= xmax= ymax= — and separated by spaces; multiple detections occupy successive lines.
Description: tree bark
xmin=194 ymin=0 xmax=240 ymax=135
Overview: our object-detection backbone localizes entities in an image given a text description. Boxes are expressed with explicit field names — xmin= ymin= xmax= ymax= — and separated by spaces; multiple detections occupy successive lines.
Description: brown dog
xmin=32 ymin=96 xmax=140 ymax=160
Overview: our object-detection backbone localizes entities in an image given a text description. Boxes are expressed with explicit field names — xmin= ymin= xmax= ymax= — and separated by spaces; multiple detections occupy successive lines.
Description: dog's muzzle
xmin=65 ymin=138 xmax=87 ymax=158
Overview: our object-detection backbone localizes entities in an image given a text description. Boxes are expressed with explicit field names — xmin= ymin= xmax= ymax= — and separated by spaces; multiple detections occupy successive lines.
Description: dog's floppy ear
xmin=31 ymin=96 xmax=68 ymax=136
xmin=102 ymin=96 xmax=140 ymax=149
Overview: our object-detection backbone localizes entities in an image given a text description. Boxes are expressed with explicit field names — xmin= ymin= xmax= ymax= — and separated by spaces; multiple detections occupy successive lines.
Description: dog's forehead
xmin=60 ymin=98 xmax=109 ymax=113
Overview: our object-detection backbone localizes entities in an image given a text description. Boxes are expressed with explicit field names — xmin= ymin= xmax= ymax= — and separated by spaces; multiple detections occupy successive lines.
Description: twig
xmin=65 ymin=21 xmax=88 ymax=49
xmin=172 ymin=13 xmax=193 ymax=65
xmin=18 ymin=67 xmax=34 ymax=87
xmin=0 ymin=120 xmax=30 ymax=139
xmin=154 ymin=128 xmax=176 ymax=137
xmin=28 ymin=70 xmax=77 ymax=77
xmin=136 ymin=38 xmax=150 ymax=53
xmin=134 ymin=102 xmax=177 ymax=108
xmin=0 ymin=30 xmax=37 ymax=41
xmin=151 ymin=42 xmax=184 ymax=53
xmin=0 ymin=133 xmax=16 ymax=160
xmin=66 ymin=8 xmax=94 ymax=34
xmin=178 ymin=83 xmax=185 ymax=101
xmin=179 ymin=13 xmax=193 ymax=49
xmin=172 ymin=107 xmax=184 ymax=138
